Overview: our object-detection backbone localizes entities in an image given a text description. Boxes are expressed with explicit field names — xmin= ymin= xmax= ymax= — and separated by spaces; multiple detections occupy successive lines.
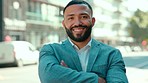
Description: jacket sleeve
xmin=38 ymin=44 xmax=99 ymax=83
xmin=106 ymin=49 xmax=128 ymax=83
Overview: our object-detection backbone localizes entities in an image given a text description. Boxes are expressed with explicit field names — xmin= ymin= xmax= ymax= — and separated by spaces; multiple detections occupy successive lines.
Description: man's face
xmin=62 ymin=4 xmax=95 ymax=42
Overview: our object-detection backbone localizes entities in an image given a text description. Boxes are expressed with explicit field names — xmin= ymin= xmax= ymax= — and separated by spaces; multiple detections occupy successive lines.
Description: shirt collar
xmin=68 ymin=37 xmax=92 ymax=50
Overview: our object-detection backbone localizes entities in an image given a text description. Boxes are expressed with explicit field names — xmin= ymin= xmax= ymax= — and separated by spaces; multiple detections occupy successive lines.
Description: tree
xmin=127 ymin=9 xmax=148 ymax=43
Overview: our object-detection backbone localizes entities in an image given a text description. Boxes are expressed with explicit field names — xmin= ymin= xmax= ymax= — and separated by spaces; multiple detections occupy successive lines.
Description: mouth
xmin=71 ymin=26 xmax=87 ymax=32
xmin=72 ymin=28 xmax=85 ymax=32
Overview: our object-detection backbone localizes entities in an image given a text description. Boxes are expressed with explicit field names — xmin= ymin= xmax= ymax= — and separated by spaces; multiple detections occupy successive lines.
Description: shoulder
xmin=40 ymin=39 xmax=70 ymax=51
xmin=92 ymin=39 xmax=116 ymax=49
xmin=92 ymin=39 xmax=119 ymax=53
xmin=41 ymin=42 xmax=61 ymax=50
xmin=93 ymin=39 xmax=123 ymax=59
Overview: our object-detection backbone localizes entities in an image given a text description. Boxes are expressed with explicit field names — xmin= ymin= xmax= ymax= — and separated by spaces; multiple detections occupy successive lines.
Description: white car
xmin=0 ymin=41 xmax=39 ymax=67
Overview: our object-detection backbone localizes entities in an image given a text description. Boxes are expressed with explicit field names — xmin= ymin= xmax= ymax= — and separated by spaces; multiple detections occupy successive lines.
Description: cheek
xmin=65 ymin=22 xmax=72 ymax=29
xmin=83 ymin=20 xmax=92 ymax=25
xmin=88 ymin=20 xmax=93 ymax=26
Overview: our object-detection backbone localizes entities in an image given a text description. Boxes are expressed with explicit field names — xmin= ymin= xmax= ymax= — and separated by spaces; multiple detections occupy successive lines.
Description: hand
xmin=98 ymin=77 xmax=106 ymax=83
xmin=60 ymin=60 xmax=68 ymax=67
xmin=61 ymin=60 xmax=106 ymax=83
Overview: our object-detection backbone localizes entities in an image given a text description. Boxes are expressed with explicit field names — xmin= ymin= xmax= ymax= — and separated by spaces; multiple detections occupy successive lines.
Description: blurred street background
xmin=0 ymin=0 xmax=148 ymax=83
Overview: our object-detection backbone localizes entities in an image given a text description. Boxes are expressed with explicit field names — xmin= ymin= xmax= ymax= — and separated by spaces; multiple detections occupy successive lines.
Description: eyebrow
xmin=66 ymin=14 xmax=75 ymax=17
xmin=66 ymin=12 xmax=89 ymax=17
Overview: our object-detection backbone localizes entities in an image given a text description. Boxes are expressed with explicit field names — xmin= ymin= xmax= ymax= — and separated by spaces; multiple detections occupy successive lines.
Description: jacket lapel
xmin=62 ymin=39 xmax=82 ymax=71
xmin=87 ymin=39 xmax=101 ymax=72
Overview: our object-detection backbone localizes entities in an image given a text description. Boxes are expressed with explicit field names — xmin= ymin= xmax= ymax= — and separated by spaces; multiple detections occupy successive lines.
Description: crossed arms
xmin=38 ymin=44 xmax=128 ymax=83
xmin=38 ymin=51 xmax=100 ymax=83
xmin=60 ymin=60 xmax=106 ymax=83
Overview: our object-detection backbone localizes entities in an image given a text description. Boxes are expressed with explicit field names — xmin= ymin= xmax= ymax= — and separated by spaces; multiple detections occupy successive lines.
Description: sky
xmin=123 ymin=0 xmax=148 ymax=12
xmin=48 ymin=0 xmax=148 ymax=12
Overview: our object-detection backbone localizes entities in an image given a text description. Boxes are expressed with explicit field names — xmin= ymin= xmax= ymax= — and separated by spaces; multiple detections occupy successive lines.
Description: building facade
xmin=3 ymin=0 xmax=65 ymax=48
xmin=2 ymin=0 xmax=132 ymax=48
xmin=3 ymin=0 xmax=27 ymax=41
xmin=92 ymin=0 xmax=132 ymax=45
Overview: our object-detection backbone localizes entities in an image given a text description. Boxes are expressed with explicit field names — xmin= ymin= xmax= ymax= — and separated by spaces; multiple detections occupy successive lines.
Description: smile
xmin=72 ymin=28 xmax=85 ymax=32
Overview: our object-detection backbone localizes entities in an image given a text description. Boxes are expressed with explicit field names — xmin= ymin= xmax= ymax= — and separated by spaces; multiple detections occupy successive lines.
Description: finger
xmin=98 ymin=77 xmax=106 ymax=83
xmin=60 ymin=60 xmax=68 ymax=67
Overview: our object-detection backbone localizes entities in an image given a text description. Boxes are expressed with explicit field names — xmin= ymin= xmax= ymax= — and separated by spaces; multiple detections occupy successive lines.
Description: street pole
xmin=0 ymin=0 xmax=3 ymax=42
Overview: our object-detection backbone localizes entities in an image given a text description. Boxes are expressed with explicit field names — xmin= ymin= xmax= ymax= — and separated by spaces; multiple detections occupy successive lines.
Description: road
xmin=0 ymin=64 xmax=40 ymax=83
xmin=124 ymin=55 xmax=148 ymax=68
xmin=123 ymin=51 xmax=148 ymax=83
xmin=0 ymin=52 xmax=148 ymax=83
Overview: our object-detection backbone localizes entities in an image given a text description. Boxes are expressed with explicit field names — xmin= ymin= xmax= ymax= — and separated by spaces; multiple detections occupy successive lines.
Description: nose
xmin=73 ymin=17 xmax=82 ymax=26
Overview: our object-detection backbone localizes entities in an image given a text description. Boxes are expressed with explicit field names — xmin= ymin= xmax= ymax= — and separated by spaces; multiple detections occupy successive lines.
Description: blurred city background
xmin=0 ymin=0 xmax=148 ymax=83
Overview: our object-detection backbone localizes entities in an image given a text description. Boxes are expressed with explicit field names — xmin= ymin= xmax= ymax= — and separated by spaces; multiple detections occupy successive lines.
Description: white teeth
xmin=73 ymin=28 xmax=83 ymax=31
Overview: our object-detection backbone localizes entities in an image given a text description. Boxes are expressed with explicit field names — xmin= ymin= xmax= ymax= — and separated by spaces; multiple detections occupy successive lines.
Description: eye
xmin=67 ymin=17 xmax=74 ymax=21
xmin=81 ymin=15 xmax=88 ymax=19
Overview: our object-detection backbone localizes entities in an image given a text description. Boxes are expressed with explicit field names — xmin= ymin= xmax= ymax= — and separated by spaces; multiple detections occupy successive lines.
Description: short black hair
xmin=63 ymin=0 xmax=93 ymax=16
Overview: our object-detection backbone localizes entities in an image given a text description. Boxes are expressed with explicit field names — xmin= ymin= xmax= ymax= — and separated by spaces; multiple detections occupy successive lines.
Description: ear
xmin=62 ymin=20 xmax=66 ymax=29
xmin=92 ymin=17 xmax=96 ymax=27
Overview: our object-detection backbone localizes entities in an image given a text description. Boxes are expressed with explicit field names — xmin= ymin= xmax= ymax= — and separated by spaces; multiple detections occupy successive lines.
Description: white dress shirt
xmin=69 ymin=38 xmax=92 ymax=71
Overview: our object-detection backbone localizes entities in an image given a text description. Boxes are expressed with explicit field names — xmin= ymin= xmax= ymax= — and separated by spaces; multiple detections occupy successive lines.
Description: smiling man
xmin=38 ymin=0 xmax=128 ymax=83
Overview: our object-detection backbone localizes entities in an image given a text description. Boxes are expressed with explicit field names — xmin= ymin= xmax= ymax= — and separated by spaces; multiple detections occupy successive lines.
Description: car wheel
xmin=16 ymin=59 xmax=23 ymax=67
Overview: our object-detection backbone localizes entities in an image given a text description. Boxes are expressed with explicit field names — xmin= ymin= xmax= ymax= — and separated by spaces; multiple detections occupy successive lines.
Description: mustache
xmin=71 ymin=25 xmax=88 ymax=29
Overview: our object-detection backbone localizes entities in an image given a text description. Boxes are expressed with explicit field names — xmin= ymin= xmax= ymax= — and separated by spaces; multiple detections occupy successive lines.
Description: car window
xmin=27 ymin=43 xmax=36 ymax=51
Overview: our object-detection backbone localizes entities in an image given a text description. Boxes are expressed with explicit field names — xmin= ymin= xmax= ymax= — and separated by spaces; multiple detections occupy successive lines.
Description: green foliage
xmin=127 ymin=9 xmax=148 ymax=42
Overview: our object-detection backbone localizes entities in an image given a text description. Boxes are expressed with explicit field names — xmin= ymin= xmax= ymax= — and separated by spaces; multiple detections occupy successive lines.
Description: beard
xmin=65 ymin=25 xmax=92 ymax=42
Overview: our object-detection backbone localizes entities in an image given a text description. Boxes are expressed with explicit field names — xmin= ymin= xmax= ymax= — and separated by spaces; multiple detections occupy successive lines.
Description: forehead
xmin=64 ymin=4 xmax=91 ymax=16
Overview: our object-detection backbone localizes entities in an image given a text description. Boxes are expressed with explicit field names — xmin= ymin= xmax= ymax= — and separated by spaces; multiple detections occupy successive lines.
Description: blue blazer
xmin=38 ymin=39 xmax=128 ymax=83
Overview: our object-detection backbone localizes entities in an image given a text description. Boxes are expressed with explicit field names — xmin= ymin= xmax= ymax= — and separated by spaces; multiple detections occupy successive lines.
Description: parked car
xmin=0 ymin=41 xmax=39 ymax=67
xmin=115 ymin=45 xmax=132 ymax=55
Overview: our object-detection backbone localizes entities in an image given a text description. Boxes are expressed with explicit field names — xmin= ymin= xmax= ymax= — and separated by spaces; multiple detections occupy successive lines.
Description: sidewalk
xmin=126 ymin=67 xmax=148 ymax=83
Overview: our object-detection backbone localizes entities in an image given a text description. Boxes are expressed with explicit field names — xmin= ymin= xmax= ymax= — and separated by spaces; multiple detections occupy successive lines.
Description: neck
xmin=71 ymin=36 xmax=91 ymax=49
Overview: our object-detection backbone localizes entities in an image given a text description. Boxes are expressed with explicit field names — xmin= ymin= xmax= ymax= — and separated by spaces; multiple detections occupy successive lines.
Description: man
xmin=38 ymin=0 xmax=128 ymax=83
